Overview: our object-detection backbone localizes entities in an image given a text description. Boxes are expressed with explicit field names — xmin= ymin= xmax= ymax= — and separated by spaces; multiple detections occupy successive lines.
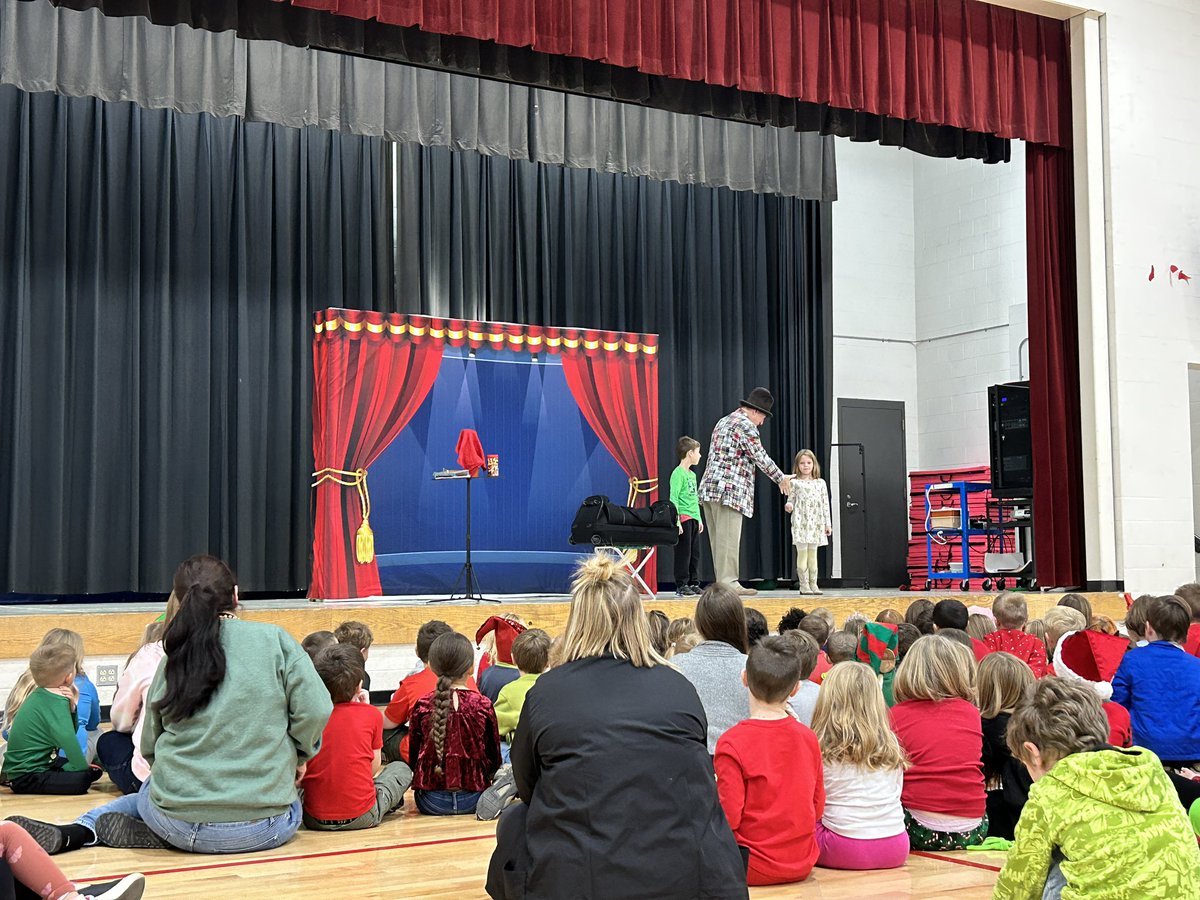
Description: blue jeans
xmin=78 ymin=777 xmax=302 ymax=854
xmin=414 ymin=789 xmax=483 ymax=816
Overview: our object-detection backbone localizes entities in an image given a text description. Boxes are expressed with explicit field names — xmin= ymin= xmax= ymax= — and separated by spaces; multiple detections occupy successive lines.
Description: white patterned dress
xmin=789 ymin=477 xmax=832 ymax=547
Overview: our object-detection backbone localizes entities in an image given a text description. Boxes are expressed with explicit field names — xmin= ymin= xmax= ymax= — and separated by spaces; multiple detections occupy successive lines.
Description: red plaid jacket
xmin=697 ymin=409 xmax=785 ymax=518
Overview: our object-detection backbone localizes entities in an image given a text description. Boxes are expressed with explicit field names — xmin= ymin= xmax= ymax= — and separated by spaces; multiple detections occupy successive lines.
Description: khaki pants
xmin=702 ymin=501 xmax=745 ymax=586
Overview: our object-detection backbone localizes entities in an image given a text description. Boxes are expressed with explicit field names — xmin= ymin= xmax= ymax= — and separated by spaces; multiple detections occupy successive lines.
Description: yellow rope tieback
xmin=312 ymin=467 xmax=375 ymax=564
xmin=626 ymin=476 xmax=658 ymax=506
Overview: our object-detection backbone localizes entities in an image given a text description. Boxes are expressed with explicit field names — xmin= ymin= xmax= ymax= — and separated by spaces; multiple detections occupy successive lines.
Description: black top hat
xmin=739 ymin=387 xmax=774 ymax=417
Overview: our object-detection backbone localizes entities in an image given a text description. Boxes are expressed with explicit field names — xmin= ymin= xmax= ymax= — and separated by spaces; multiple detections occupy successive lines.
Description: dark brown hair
xmin=895 ymin=623 xmax=921 ymax=659
xmin=1148 ymin=595 xmax=1190 ymax=645
xmin=302 ymin=631 xmax=337 ymax=659
xmin=511 ymin=628 xmax=552 ymax=674
xmin=427 ymin=632 xmax=475 ymax=777
xmin=781 ymin=629 xmax=820 ymax=680
xmin=932 ymin=598 xmax=969 ymax=631
xmin=315 ymin=644 xmax=366 ymax=704
xmin=646 ymin=610 xmax=670 ymax=655
xmin=798 ymin=613 xmax=831 ymax=648
xmin=778 ymin=607 xmax=807 ymax=633
xmin=1174 ymin=583 xmax=1200 ymax=623
xmin=744 ymin=608 xmax=769 ymax=647
xmin=416 ymin=620 xmax=453 ymax=662
xmin=333 ymin=621 xmax=374 ymax=652
xmin=746 ymin=636 xmax=802 ymax=703
xmin=904 ymin=599 xmax=935 ymax=635
xmin=694 ymin=583 xmax=749 ymax=653
xmin=675 ymin=436 xmax=700 ymax=460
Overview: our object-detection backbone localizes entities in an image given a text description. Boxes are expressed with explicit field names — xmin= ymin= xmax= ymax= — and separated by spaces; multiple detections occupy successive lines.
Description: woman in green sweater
xmin=9 ymin=555 xmax=332 ymax=855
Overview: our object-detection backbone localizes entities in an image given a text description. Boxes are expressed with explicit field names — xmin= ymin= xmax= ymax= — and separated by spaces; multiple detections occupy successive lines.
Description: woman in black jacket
xmin=486 ymin=554 xmax=747 ymax=900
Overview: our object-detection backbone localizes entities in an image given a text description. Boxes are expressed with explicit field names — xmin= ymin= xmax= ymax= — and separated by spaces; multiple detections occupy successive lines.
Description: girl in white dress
xmin=784 ymin=449 xmax=832 ymax=595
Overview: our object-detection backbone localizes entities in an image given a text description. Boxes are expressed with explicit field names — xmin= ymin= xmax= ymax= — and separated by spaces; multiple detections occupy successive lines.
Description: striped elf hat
xmin=856 ymin=622 xmax=899 ymax=674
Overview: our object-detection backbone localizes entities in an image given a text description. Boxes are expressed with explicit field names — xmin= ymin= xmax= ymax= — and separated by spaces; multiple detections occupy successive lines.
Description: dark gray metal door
xmin=837 ymin=399 xmax=908 ymax=589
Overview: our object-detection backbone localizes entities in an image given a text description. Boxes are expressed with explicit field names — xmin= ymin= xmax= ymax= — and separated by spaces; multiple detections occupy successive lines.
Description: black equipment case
xmin=569 ymin=495 xmax=679 ymax=547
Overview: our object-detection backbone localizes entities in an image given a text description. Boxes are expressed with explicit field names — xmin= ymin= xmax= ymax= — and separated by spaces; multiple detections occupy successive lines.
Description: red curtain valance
xmin=278 ymin=0 xmax=1071 ymax=148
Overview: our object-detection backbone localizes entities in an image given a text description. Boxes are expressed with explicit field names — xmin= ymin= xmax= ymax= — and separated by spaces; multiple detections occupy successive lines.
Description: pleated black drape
xmin=394 ymin=144 xmax=831 ymax=584
xmin=0 ymin=84 xmax=392 ymax=595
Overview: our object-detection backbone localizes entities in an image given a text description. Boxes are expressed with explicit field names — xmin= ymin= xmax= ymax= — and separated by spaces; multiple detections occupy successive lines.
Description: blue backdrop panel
xmin=370 ymin=346 xmax=627 ymax=594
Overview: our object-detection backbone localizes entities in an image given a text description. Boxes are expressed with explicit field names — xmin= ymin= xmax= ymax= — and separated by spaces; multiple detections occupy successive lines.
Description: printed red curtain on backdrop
xmin=277 ymin=0 xmax=1070 ymax=147
xmin=560 ymin=331 xmax=661 ymax=592
xmin=311 ymin=309 xmax=444 ymax=599
xmin=1026 ymin=146 xmax=1085 ymax=588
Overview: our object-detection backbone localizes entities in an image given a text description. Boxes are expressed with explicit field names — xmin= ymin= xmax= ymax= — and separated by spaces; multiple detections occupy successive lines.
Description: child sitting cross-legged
xmin=2 ymin=643 xmax=102 ymax=794
xmin=993 ymin=677 xmax=1200 ymax=899
xmin=889 ymin=635 xmax=987 ymax=850
xmin=714 ymin=635 xmax=824 ymax=886
xmin=409 ymin=632 xmax=502 ymax=816
xmin=301 ymin=644 xmax=413 ymax=831
xmin=476 ymin=628 xmax=552 ymax=821
xmin=811 ymin=661 xmax=909 ymax=870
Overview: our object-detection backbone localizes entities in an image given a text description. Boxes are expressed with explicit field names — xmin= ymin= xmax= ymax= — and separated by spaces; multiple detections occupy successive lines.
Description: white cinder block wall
xmin=913 ymin=144 xmax=1028 ymax=471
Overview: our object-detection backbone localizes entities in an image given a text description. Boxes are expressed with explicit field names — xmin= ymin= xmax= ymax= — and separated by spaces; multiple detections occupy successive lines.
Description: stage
xmin=0 ymin=590 xmax=1128 ymax=657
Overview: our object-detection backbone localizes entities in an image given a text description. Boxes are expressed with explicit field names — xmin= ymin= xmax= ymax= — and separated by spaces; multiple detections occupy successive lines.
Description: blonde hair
xmin=966 ymin=613 xmax=996 ymax=640
xmin=668 ymin=632 xmax=702 ymax=658
xmin=558 ymin=555 xmax=667 ymax=667
xmin=977 ymin=652 xmax=1035 ymax=718
xmin=30 ymin=643 xmax=79 ymax=688
xmin=812 ymin=662 xmax=907 ymax=771
xmin=666 ymin=617 xmax=698 ymax=658
xmin=892 ymin=634 xmax=976 ymax=704
xmin=4 ymin=629 xmax=85 ymax=726
xmin=792 ymin=449 xmax=822 ymax=479
xmin=992 ymin=593 xmax=1029 ymax=630
xmin=1042 ymin=606 xmax=1085 ymax=654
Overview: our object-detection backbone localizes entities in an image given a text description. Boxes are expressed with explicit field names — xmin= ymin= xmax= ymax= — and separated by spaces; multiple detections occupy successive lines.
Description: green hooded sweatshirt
xmin=993 ymin=747 xmax=1200 ymax=899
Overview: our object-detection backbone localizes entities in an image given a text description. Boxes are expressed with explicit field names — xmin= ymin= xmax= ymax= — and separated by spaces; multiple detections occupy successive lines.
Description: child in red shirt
xmin=982 ymin=593 xmax=1048 ymax=677
xmin=715 ymin=635 xmax=824 ymax=886
xmin=302 ymin=645 xmax=412 ymax=830
xmin=889 ymin=634 xmax=987 ymax=850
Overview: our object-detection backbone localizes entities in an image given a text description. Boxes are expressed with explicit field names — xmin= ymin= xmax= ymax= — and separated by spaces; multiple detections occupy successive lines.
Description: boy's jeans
xmin=78 ymin=777 xmax=302 ymax=854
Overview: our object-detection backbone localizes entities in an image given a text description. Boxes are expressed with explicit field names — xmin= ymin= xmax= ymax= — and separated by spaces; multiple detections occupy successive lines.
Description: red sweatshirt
xmin=890 ymin=698 xmax=985 ymax=817
xmin=715 ymin=717 xmax=824 ymax=884
xmin=983 ymin=629 xmax=1049 ymax=677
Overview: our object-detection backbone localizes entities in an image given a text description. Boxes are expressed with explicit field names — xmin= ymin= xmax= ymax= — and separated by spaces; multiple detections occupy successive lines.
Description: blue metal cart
xmin=923 ymin=480 xmax=997 ymax=591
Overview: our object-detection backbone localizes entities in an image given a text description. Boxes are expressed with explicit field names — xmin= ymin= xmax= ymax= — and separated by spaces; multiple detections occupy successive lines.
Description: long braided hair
xmin=426 ymin=631 xmax=475 ymax=778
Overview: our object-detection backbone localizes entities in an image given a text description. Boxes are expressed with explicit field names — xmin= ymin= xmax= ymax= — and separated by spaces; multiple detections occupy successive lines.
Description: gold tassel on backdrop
xmin=313 ymin=467 xmax=375 ymax=564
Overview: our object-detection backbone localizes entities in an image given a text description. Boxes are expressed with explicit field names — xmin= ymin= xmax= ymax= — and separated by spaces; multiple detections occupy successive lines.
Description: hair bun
xmin=574 ymin=553 xmax=620 ymax=585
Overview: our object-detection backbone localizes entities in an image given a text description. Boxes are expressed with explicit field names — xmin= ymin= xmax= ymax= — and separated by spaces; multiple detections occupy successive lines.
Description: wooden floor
xmin=1 ymin=782 xmax=1007 ymax=898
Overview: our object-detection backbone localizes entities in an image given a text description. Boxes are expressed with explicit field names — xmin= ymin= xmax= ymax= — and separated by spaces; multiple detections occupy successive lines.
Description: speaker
xmin=989 ymin=381 xmax=1033 ymax=498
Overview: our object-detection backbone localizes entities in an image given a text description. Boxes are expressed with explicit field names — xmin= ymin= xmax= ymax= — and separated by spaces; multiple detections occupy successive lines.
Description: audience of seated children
xmin=476 ymin=616 xmax=528 ymax=703
xmin=966 ymin=613 xmax=996 ymax=642
xmin=1051 ymin=629 xmax=1132 ymax=748
xmin=744 ymin=608 xmax=769 ymax=648
xmin=810 ymin=662 xmax=909 ymax=870
xmin=932 ymin=599 xmax=988 ymax=663
xmin=96 ymin=591 xmax=182 ymax=796
xmin=333 ymin=620 xmax=375 ymax=691
xmin=646 ymin=610 xmax=670 ymax=656
xmin=674 ymin=583 xmax=751 ymax=753
xmin=301 ymin=644 xmax=412 ymax=831
xmin=493 ymin=629 xmax=552 ymax=759
xmin=824 ymin=631 xmax=859 ymax=668
xmin=382 ymin=620 xmax=478 ymax=765
xmin=3 ymin=630 xmax=99 ymax=763
xmin=780 ymin=630 xmax=822 ymax=726
xmin=1041 ymin=606 xmax=1086 ymax=670
xmin=983 ymin=594 xmax=1048 ymax=677
xmin=1111 ymin=596 xmax=1200 ymax=773
xmin=2 ymin=643 xmax=101 ymax=795
xmin=714 ymin=636 xmax=824 ymax=887
xmin=1174 ymin=582 xmax=1200 ymax=656
xmin=302 ymin=630 xmax=338 ymax=658
xmin=799 ymin=613 xmax=833 ymax=684
xmin=408 ymin=632 xmax=501 ymax=816
xmin=889 ymin=635 xmax=987 ymax=850
xmin=904 ymin=599 xmax=936 ymax=636
xmin=0 ymin=821 xmax=144 ymax=900
xmin=993 ymin=678 xmax=1200 ymax=900
xmin=855 ymin=622 xmax=899 ymax=706
xmin=977 ymin=652 xmax=1035 ymax=840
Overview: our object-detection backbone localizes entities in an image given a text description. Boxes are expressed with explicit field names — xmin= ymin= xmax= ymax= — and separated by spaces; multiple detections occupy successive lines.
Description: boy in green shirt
xmin=2 ymin=643 xmax=101 ymax=794
xmin=994 ymin=677 xmax=1200 ymax=899
xmin=670 ymin=436 xmax=704 ymax=596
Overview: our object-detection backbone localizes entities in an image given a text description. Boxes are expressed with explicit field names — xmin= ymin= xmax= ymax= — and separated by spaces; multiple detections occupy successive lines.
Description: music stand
xmin=431 ymin=470 xmax=500 ymax=604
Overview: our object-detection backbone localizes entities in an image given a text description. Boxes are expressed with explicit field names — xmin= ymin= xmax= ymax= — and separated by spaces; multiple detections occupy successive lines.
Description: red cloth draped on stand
xmin=561 ymin=331 xmax=661 ymax=593
xmin=311 ymin=309 xmax=444 ymax=599
xmin=1026 ymin=146 xmax=1085 ymax=588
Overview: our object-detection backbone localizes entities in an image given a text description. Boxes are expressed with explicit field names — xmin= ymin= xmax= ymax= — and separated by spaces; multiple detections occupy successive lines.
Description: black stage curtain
xmin=394 ymin=143 xmax=832 ymax=584
xmin=32 ymin=0 xmax=1010 ymax=164
xmin=0 ymin=84 xmax=393 ymax=594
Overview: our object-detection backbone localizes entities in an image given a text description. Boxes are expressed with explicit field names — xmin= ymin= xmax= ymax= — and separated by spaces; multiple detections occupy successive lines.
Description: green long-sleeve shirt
xmin=669 ymin=465 xmax=701 ymax=521
xmin=141 ymin=619 xmax=333 ymax=823
xmin=1 ymin=687 xmax=87 ymax=778
xmin=494 ymin=672 xmax=540 ymax=739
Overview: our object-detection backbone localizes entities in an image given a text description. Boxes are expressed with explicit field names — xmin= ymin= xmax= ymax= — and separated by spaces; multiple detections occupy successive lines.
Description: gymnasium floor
xmin=2 ymin=782 xmax=1007 ymax=898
